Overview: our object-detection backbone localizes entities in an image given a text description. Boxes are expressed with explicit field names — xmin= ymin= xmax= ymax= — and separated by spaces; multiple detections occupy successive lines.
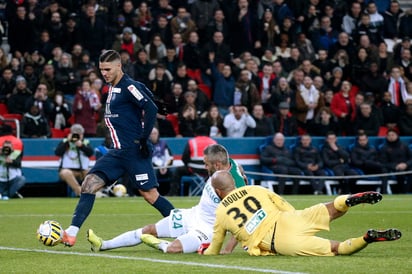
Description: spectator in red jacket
xmin=330 ymin=81 xmax=356 ymax=135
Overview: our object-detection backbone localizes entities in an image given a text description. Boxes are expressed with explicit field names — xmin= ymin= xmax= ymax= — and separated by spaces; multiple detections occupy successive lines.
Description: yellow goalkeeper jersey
xmin=204 ymin=185 xmax=295 ymax=256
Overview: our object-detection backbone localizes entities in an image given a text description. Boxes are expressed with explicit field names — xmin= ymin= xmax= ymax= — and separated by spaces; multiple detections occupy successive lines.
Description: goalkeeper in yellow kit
xmin=202 ymin=170 xmax=401 ymax=256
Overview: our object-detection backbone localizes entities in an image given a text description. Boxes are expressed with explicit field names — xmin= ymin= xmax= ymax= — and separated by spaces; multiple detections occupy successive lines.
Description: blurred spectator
xmin=77 ymin=51 xmax=96 ymax=79
xmin=9 ymin=57 xmax=23 ymax=76
xmin=8 ymin=5 xmax=34 ymax=57
xmin=271 ymin=101 xmax=298 ymax=137
xmin=113 ymin=27 xmax=142 ymax=62
xmin=190 ymin=0 xmax=219 ymax=44
xmin=186 ymin=79 xmax=210 ymax=116
xmin=350 ymin=132 xmax=388 ymax=194
xmin=24 ymin=83 xmax=52 ymax=119
xmin=250 ymin=103 xmax=274 ymax=136
xmin=7 ymin=75 xmax=32 ymax=115
xmin=268 ymin=77 xmax=292 ymax=114
xmin=54 ymin=124 xmax=94 ymax=196
xmin=151 ymin=0 xmax=175 ymax=22
xmin=387 ymin=66 xmax=407 ymax=108
xmin=321 ymin=131 xmax=358 ymax=194
xmin=256 ymin=8 xmax=279 ymax=53
xmin=48 ymin=46 xmax=64 ymax=69
xmin=50 ymin=91 xmax=71 ymax=130
xmin=205 ymin=9 xmax=230 ymax=42
xmin=260 ymin=132 xmax=301 ymax=194
xmin=150 ymin=14 xmax=172 ymax=47
xmin=257 ymin=63 xmax=275 ymax=113
xmin=164 ymin=82 xmax=185 ymax=115
xmin=200 ymin=104 xmax=226 ymax=137
xmin=0 ymin=68 xmax=15 ymax=103
xmin=399 ymin=8 xmax=412 ymax=38
xmin=145 ymin=33 xmax=167 ymax=65
xmin=294 ymin=76 xmax=324 ymax=133
xmin=21 ymin=103 xmax=50 ymax=138
xmin=73 ymin=79 xmax=101 ymax=137
xmin=282 ymin=47 xmax=301 ymax=74
xmin=133 ymin=49 xmax=153 ymax=85
xmin=331 ymin=81 xmax=356 ymax=136
xmin=183 ymin=31 xmax=202 ymax=78
xmin=209 ymin=53 xmax=235 ymax=116
xmin=313 ymin=49 xmax=334 ymax=80
xmin=0 ymin=47 xmax=9 ymax=72
xmin=178 ymin=103 xmax=199 ymax=137
xmin=47 ymin=11 xmax=65 ymax=47
xmin=310 ymin=15 xmax=339 ymax=52
xmin=351 ymin=47 xmax=372 ymax=87
xmin=293 ymin=133 xmax=326 ymax=195
xmin=161 ymin=46 xmax=178 ymax=76
xmin=379 ymin=91 xmax=401 ymax=131
xmin=34 ymin=30 xmax=54 ymax=61
xmin=379 ymin=128 xmax=412 ymax=193
xmin=79 ymin=4 xmax=109 ymax=64
xmin=0 ymin=140 xmax=25 ymax=200
xmin=398 ymin=103 xmax=412 ymax=136
xmin=360 ymin=61 xmax=388 ymax=103
xmin=229 ymin=0 xmax=258 ymax=56
xmin=61 ymin=13 xmax=81 ymax=53
xmin=150 ymin=127 xmax=174 ymax=196
xmin=119 ymin=49 xmax=135 ymax=78
xmin=310 ymin=106 xmax=340 ymax=137
xmin=235 ymin=69 xmax=260 ymax=113
xmin=170 ymin=6 xmax=196 ymax=43
xmin=39 ymin=63 xmax=57 ymax=99
xmin=135 ymin=1 xmax=153 ymax=45
xmin=171 ymin=32 xmax=184 ymax=62
xmin=223 ymin=105 xmax=256 ymax=137
xmin=21 ymin=63 xmax=39 ymax=92
xmin=148 ymin=62 xmax=173 ymax=101
xmin=55 ymin=52 xmax=81 ymax=99
xmin=354 ymin=102 xmax=381 ymax=136
xmin=382 ymin=0 xmax=403 ymax=39
xmin=353 ymin=13 xmax=384 ymax=46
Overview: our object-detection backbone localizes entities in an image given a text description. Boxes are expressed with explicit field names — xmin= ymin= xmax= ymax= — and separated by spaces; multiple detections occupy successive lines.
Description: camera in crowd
xmin=70 ymin=134 xmax=80 ymax=142
xmin=1 ymin=141 xmax=13 ymax=156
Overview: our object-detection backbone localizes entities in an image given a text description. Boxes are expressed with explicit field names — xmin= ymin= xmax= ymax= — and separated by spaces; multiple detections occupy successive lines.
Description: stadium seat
xmin=180 ymin=174 xmax=205 ymax=196
xmin=166 ymin=114 xmax=180 ymax=136
xmin=2 ymin=113 xmax=22 ymax=121
xmin=51 ymin=128 xmax=67 ymax=138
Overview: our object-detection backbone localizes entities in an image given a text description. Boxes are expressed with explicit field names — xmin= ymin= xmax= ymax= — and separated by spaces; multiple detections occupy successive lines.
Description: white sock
xmin=158 ymin=241 xmax=170 ymax=253
xmin=66 ymin=226 xmax=79 ymax=237
xmin=102 ymin=228 xmax=142 ymax=250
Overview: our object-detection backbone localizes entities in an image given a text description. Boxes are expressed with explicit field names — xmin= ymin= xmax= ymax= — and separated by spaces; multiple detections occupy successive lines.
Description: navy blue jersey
xmin=105 ymin=74 xmax=158 ymax=149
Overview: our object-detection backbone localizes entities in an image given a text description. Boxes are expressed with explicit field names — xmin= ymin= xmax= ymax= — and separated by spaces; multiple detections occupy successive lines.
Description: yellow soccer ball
xmin=36 ymin=220 xmax=63 ymax=246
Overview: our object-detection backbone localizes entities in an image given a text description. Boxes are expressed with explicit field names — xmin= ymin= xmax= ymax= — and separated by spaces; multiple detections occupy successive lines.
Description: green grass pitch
xmin=0 ymin=194 xmax=411 ymax=274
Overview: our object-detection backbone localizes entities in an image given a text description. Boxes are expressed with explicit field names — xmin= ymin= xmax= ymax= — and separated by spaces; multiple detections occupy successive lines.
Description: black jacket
xmin=260 ymin=143 xmax=296 ymax=168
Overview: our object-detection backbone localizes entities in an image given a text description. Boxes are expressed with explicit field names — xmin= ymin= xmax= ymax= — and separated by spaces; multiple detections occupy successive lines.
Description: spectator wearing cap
xmin=7 ymin=76 xmax=32 ymax=115
xmin=112 ymin=27 xmax=142 ymax=62
xmin=54 ymin=123 xmax=94 ymax=196
xmin=272 ymin=101 xmax=298 ymax=136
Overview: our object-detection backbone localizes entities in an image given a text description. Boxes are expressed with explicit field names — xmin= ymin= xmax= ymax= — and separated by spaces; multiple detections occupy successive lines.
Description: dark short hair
xmin=99 ymin=50 xmax=120 ymax=63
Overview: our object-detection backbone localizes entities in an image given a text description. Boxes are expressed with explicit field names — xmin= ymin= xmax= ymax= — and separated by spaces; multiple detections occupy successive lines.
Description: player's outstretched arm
xmin=220 ymin=235 xmax=238 ymax=254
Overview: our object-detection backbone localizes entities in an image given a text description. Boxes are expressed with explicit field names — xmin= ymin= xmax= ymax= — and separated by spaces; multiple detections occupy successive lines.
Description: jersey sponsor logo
xmin=112 ymin=88 xmax=121 ymax=93
xmin=135 ymin=173 xmax=149 ymax=181
xmin=128 ymin=85 xmax=144 ymax=101
xmin=245 ymin=209 xmax=267 ymax=234
xmin=140 ymin=181 xmax=148 ymax=186
xmin=205 ymin=183 xmax=221 ymax=203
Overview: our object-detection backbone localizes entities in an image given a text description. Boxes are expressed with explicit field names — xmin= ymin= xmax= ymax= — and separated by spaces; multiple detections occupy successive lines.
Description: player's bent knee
xmin=81 ymin=174 xmax=105 ymax=194
xmin=142 ymin=224 xmax=157 ymax=236
xmin=166 ymin=240 xmax=184 ymax=253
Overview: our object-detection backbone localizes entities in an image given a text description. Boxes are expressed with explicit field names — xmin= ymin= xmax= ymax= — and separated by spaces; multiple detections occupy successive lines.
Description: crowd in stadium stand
xmin=0 ymin=0 xmax=412 ymax=139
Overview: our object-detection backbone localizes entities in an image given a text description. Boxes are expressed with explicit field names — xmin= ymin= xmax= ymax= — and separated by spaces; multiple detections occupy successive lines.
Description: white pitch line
xmin=0 ymin=246 xmax=306 ymax=274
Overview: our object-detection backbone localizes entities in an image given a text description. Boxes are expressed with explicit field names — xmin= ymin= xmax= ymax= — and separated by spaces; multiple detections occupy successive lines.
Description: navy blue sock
xmin=71 ymin=193 xmax=96 ymax=228
xmin=152 ymin=195 xmax=174 ymax=217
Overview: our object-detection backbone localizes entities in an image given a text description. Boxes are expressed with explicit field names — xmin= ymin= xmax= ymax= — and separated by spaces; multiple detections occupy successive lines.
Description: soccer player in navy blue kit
xmin=61 ymin=50 xmax=175 ymax=247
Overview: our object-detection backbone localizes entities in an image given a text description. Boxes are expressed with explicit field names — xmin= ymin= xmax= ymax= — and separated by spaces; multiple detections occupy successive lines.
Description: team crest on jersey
xmin=128 ymin=85 xmax=144 ymax=101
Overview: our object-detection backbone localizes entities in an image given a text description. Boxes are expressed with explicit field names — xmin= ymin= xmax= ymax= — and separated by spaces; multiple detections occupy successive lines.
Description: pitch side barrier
xmin=20 ymin=136 xmax=412 ymax=195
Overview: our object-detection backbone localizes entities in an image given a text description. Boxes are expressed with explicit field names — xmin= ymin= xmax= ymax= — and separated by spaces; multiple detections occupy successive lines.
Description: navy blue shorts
xmin=89 ymin=144 xmax=158 ymax=191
